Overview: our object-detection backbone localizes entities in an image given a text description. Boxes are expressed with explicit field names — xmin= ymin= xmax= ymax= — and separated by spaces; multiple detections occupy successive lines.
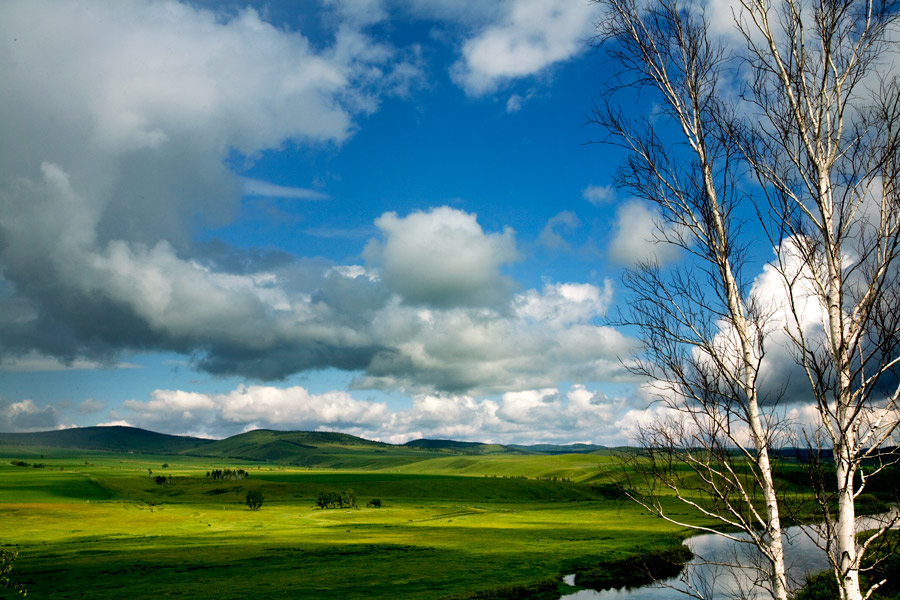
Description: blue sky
xmin=0 ymin=0 xmax=767 ymax=444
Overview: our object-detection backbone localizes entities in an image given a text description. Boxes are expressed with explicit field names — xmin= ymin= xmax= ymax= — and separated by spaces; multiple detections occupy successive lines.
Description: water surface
xmin=560 ymin=513 xmax=897 ymax=600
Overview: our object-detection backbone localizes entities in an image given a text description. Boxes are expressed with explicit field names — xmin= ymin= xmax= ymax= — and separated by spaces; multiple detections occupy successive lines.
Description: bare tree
xmin=592 ymin=1 xmax=790 ymax=598
xmin=593 ymin=1 xmax=900 ymax=600
xmin=736 ymin=2 xmax=900 ymax=599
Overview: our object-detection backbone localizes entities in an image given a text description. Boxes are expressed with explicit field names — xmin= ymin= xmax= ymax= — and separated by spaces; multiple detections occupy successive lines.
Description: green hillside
xmin=189 ymin=429 xmax=438 ymax=469
xmin=509 ymin=443 xmax=608 ymax=455
xmin=402 ymin=439 xmax=524 ymax=455
xmin=0 ymin=426 xmax=620 ymax=471
xmin=390 ymin=453 xmax=618 ymax=483
xmin=0 ymin=425 xmax=213 ymax=454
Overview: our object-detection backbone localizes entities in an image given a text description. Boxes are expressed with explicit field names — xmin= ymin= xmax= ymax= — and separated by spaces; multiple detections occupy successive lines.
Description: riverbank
xmin=442 ymin=541 xmax=693 ymax=600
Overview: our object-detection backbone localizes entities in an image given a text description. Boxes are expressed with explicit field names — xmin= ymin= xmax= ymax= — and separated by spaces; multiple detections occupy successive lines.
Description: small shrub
xmin=792 ymin=571 xmax=838 ymax=600
xmin=0 ymin=548 xmax=27 ymax=597
xmin=589 ymin=483 xmax=629 ymax=500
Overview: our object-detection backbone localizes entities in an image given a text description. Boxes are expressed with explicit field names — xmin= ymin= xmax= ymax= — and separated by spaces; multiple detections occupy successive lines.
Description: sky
xmin=0 ymin=0 xmax=825 ymax=445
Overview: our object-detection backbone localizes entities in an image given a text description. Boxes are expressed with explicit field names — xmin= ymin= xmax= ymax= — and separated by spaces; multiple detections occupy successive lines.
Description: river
xmin=560 ymin=512 xmax=898 ymax=600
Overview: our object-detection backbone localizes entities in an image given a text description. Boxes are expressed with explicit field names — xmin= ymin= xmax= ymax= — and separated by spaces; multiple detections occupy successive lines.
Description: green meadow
xmin=0 ymin=434 xmax=698 ymax=599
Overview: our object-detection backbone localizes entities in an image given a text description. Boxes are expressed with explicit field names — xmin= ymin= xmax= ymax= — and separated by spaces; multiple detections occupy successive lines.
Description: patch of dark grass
xmin=572 ymin=543 xmax=693 ymax=591
xmin=791 ymin=571 xmax=837 ymax=600
xmin=442 ymin=578 xmax=562 ymax=600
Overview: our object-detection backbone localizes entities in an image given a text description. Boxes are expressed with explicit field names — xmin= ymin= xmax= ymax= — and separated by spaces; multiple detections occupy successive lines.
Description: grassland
xmin=0 ymin=439 xmax=697 ymax=599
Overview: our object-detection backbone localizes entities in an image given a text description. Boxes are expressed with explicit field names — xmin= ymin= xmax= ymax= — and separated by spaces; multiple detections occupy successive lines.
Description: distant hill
xmin=0 ymin=425 xmax=213 ymax=454
xmin=194 ymin=429 xmax=402 ymax=466
xmin=403 ymin=439 xmax=523 ymax=455
xmin=509 ymin=443 xmax=608 ymax=455
xmin=0 ymin=425 xmax=618 ymax=465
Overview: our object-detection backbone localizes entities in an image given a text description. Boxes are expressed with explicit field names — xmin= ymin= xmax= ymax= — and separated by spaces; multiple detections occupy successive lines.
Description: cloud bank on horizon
xmin=0 ymin=0 xmax=833 ymax=444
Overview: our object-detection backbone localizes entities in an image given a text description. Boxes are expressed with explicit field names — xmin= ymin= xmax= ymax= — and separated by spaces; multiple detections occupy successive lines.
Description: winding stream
xmin=560 ymin=512 xmax=897 ymax=600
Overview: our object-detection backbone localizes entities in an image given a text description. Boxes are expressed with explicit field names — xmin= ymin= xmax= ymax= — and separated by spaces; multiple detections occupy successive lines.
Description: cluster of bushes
xmin=538 ymin=476 xmax=572 ymax=483
xmin=316 ymin=489 xmax=357 ymax=509
xmin=206 ymin=468 xmax=249 ymax=481
xmin=154 ymin=475 xmax=171 ymax=485
xmin=9 ymin=460 xmax=44 ymax=469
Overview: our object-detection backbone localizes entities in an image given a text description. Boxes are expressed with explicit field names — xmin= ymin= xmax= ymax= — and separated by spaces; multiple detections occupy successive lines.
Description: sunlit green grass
xmin=0 ymin=447 xmax=695 ymax=599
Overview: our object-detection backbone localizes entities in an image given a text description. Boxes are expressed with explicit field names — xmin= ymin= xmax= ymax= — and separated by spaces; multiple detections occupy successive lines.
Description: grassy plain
xmin=0 ymin=444 xmax=694 ymax=599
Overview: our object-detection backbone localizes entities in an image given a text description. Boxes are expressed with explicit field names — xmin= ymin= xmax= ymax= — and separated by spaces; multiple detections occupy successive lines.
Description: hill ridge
xmin=1 ymin=425 xmax=613 ymax=464
xmin=0 ymin=425 xmax=213 ymax=454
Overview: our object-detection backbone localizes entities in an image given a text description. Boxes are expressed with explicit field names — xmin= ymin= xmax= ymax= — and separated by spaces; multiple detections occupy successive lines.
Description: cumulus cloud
xmin=354 ymin=279 xmax=633 ymax=395
xmin=0 ymin=1 xmax=642 ymax=404
xmin=514 ymin=281 xmax=612 ymax=328
xmin=365 ymin=206 xmax=517 ymax=308
xmin=582 ymin=184 xmax=615 ymax=206
xmin=2 ymin=172 xmax=632 ymax=391
xmin=114 ymin=382 xmax=651 ymax=445
xmin=607 ymin=200 xmax=681 ymax=266
xmin=116 ymin=385 xmax=390 ymax=438
xmin=0 ymin=0 xmax=413 ymax=377
xmin=0 ymin=398 xmax=59 ymax=432
xmin=451 ymin=0 xmax=599 ymax=96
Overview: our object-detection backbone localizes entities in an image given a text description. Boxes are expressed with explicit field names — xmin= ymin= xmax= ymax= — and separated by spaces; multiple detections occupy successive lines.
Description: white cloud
xmin=514 ymin=281 xmax=612 ymax=328
xmin=356 ymin=279 xmax=634 ymax=395
xmin=539 ymin=210 xmax=581 ymax=250
xmin=500 ymin=388 xmax=561 ymax=423
xmin=365 ymin=206 xmax=517 ymax=308
xmin=608 ymin=200 xmax=681 ymax=266
xmin=451 ymin=0 xmax=598 ymax=96
xmin=118 ymin=384 xmax=391 ymax=438
xmin=114 ymin=382 xmax=650 ymax=444
xmin=582 ymin=184 xmax=615 ymax=206
xmin=2 ymin=1 xmax=360 ymax=159
xmin=2 ymin=168 xmax=635 ymax=390
xmin=506 ymin=94 xmax=524 ymax=113
xmin=0 ymin=0 xmax=424 ymax=379
xmin=242 ymin=178 xmax=329 ymax=200
xmin=96 ymin=420 xmax=135 ymax=428
xmin=0 ymin=1 xmax=641 ymax=401
xmin=0 ymin=398 xmax=59 ymax=432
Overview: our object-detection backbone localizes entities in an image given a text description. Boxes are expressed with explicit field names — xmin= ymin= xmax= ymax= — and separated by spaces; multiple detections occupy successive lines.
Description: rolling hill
xmin=402 ymin=438 xmax=526 ymax=455
xmin=0 ymin=425 xmax=610 ymax=466
xmin=0 ymin=425 xmax=213 ymax=454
